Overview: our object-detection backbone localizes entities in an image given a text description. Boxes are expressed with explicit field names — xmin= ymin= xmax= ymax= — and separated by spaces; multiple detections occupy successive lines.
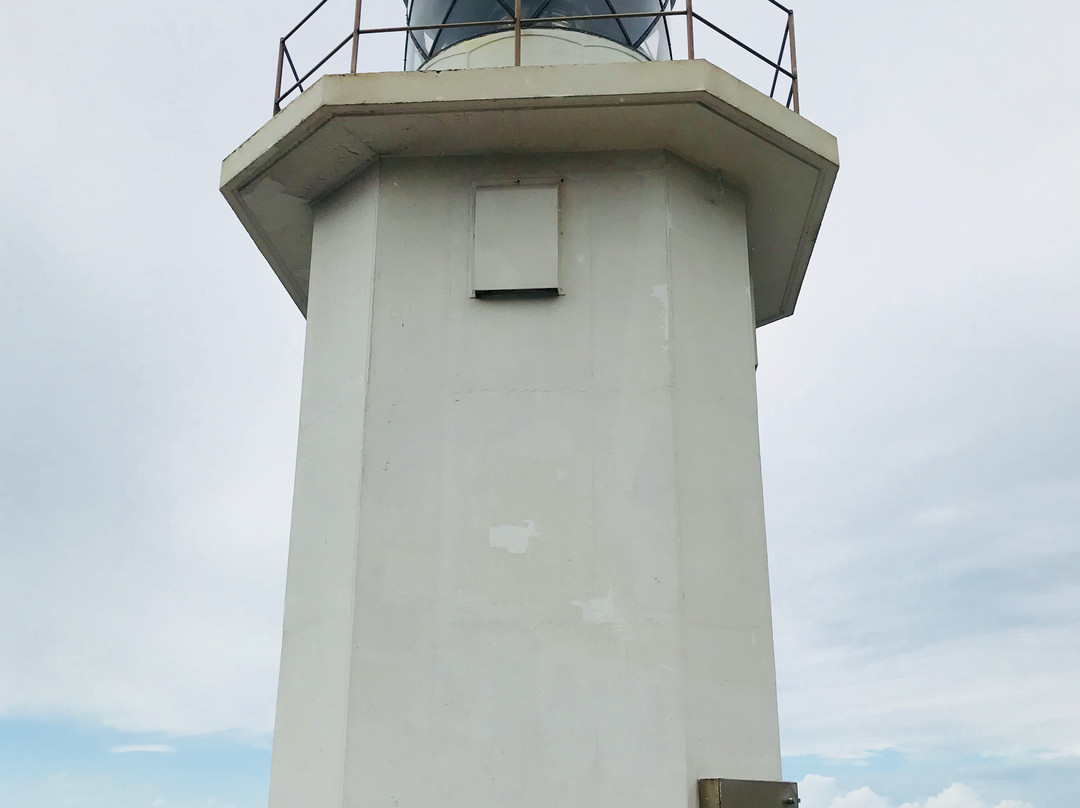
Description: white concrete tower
xmin=221 ymin=4 xmax=837 ymax=807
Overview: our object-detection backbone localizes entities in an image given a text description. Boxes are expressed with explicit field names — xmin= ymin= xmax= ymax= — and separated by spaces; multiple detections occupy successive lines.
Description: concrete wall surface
xmin=268 ymin=151 xmax=781 ymax=808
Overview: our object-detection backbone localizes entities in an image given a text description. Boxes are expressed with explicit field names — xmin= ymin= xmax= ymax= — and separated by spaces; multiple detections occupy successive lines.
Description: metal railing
xmin=273 ymin=0 xmax=800 ymax=116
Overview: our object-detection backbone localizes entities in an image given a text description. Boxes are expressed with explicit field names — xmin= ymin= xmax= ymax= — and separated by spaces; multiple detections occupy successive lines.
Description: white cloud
xmin=799 ymin=775 xmax=841 ymax=807
xmin=776 ymin=620 xmax=1080 ymax=760
xmin=800 ymin=778 xmax=1033 ymax=808
xmin=834 ymin=788 xmax=891 ymax=808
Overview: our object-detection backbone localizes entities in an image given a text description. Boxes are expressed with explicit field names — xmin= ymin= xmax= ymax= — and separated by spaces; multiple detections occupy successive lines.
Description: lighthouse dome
xmin=404 ymin=0 xmax=674 ymax=69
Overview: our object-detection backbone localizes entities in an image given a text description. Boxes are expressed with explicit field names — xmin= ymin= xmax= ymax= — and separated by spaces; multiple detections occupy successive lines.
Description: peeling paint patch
xmin=488 ymin=521 xmax=539 ymax=554
xmin=572 ymin=592 xmax=632 ymax=641
xmin=651 ymin=284 xmax=670 ymax=343
xmin=572 ymin=593 xmax=618 ymax=625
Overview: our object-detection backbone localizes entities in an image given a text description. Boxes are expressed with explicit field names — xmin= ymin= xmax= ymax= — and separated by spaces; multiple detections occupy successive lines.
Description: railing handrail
xmin=273 ymin=0 xmax=800 ymax=116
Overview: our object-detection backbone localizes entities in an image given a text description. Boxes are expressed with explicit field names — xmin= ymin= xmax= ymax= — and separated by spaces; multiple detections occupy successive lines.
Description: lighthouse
xmin=221 ymin=2 xmax=838 ymax=806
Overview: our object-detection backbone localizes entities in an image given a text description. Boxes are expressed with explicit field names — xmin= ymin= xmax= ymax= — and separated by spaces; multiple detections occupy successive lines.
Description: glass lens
xmin=404 ymin=0 xmax=673 ymax=65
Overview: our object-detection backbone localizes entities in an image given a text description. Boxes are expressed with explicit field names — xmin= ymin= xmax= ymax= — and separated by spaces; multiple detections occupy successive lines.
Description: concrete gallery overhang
xmin=220 ymin=59 xmax=839 ymax=326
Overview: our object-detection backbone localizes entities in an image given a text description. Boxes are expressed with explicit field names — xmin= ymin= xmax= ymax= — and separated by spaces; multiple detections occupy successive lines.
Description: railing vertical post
xmin=274 ymin=38 xmax=285 ymax=114
xmin=514 ymin=0 xmax=522 ymax=65
xmin=685 ymin=0 xmax=695 ymax=60
xmin=787 ymin=10 xmax=799 ymax=113
xmin=350 ymin=0 xmax=363 ymax=73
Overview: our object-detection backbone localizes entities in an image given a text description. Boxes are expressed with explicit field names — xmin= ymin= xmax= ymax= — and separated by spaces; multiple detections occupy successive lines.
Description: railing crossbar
xmin=344 ymin=17 xmax=517 ymax=37
xmin=280 ymin=31 xmax=355 ymax=103
xmin=283 ymin=43 xmax=304 ymax=90
xmin=521 ymin=9 xmax=685 ymax=24
xmin=351 ymin=9 xmax=685 ymax=38
xmin=768 ymin=23 xmax=789 ymax=98
xmin=692 ymin=12 xmax=792 ymax=79
xmin=284 ymin=0 xmax=334 ymax=41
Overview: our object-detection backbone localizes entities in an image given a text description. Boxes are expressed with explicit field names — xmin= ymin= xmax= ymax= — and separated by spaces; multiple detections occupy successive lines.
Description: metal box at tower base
xmin=699 ymin=778 xmax=800 ymax=808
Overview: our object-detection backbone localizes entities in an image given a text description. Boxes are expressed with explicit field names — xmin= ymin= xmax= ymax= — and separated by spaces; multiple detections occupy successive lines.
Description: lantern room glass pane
xmin=404 ymin=0 xmax=673 ymax=66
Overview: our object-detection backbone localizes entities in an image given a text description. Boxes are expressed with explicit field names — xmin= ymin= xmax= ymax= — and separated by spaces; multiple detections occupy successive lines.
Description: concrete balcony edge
xmin=221 ymin=59 xmax=839 ymax=325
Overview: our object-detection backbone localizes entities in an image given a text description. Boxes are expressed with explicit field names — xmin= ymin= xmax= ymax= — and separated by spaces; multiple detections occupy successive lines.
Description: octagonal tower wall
xmin=267 ymin=151 xmax=782 ymax=808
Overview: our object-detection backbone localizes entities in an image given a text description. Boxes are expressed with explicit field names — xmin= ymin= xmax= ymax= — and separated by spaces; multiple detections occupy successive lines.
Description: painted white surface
xmin=268 ymin=168 xmax=379 ymax=808
xmin=267 ymin=152 xmax=780 ymax=808
xmin=420 ymin=28 xmax=647 ymax=71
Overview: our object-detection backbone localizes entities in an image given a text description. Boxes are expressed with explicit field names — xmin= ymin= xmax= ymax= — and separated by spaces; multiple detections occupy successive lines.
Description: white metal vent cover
xmin=471 ymin=180 xmax=562 ymax=297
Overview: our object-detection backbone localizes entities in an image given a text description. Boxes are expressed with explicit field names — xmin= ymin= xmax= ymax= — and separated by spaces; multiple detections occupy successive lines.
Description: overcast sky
xmin=1 ymin=0 xmax=1078 ymax=806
